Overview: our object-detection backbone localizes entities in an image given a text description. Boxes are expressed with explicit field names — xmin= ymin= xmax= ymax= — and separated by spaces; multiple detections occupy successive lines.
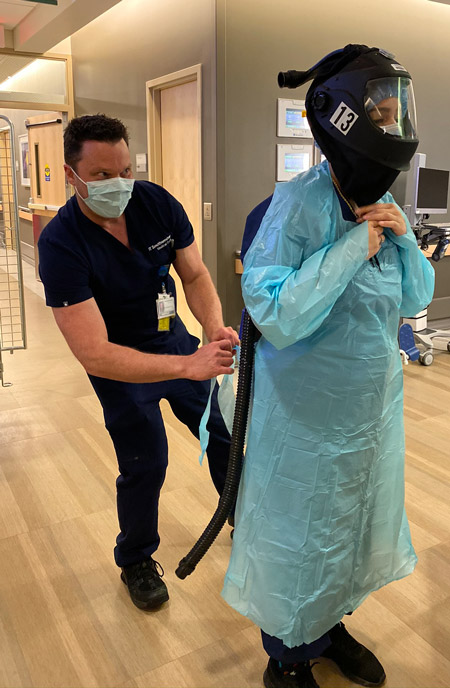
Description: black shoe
xmin=263 ymin=658 xmax=319 ymax=688
xmin=120 ymin=558 xmax=169 ymax=610
xmin=321 ymin=622 xmax=386 ymax=686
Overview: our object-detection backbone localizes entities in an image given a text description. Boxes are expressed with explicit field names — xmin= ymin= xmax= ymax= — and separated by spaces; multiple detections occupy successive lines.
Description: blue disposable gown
xmin=221 ymin=161 xmax=435 ymax=648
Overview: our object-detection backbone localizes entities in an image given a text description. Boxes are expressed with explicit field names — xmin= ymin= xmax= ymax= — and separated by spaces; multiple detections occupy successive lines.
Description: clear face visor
xmin=364 ymin=77 xmax=418 ymax=139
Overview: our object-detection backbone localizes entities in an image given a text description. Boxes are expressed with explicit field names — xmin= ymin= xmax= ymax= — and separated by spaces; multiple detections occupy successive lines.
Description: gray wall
xmin=217 ymin=0 xmax=450 ymax=328
xmin=70 ymin=0 xmax=218 ymax=281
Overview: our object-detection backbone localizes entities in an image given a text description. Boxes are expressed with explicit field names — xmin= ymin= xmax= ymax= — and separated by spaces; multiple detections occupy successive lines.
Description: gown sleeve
xmin=242 ymin=179 xmax=369 ymax=350
xmin=383 ymin=194 xmax=435 ymax=317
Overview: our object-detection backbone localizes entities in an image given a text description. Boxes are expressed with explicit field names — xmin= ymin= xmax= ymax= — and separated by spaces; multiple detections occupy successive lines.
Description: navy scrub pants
xmin=89 ymin=372 xmax=231 ymax=568
xmin=261 ymin=630 xmax=332 ymax=663
xmin=262 ymin=613 xmax=352 ymax=662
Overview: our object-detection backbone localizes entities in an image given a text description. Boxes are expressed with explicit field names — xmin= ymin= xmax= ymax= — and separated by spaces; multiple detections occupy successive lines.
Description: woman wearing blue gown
xmin=222 ymin=45 xmax=435 ymax=688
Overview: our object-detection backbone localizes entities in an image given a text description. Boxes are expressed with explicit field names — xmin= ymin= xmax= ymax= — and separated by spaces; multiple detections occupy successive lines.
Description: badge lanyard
xmin=156 ymin=265 xmax=176 ymax=331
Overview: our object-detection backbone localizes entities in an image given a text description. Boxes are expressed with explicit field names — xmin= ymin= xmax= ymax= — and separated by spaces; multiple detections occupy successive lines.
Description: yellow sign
xmin=44 ymin=165 xmax=50 ymax=182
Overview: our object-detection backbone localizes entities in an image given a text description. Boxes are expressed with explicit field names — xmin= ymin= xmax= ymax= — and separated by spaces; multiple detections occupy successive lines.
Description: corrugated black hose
xmin=175 ymin=309 xmax=260 ymax=579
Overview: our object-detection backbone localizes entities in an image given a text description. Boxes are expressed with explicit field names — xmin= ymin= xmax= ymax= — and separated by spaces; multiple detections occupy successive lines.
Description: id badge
xmin=156 ymin=292 xmax=176 ymax=331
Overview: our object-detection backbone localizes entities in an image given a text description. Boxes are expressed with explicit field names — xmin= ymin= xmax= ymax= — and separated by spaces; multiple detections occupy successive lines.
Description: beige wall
xmin=70 ymin=0 xmax=218 ymax=281
xmin=218 ymin=0 xmax=450 ymax=326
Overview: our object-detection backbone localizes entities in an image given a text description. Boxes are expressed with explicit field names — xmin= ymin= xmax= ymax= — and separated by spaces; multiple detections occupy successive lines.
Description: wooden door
xmin=159 ymin=80 xmax=202 ymax=341
xmin=26 ymin=112 xmax=67 ymax=209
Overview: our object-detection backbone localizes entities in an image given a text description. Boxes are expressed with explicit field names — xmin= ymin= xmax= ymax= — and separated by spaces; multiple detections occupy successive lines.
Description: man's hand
xmin=208 ymin=325 xmax=240 ymax=348
xmin=185 ymin=339 xmax=235 ymax=380
xmin=356 ymin=203 xmax=407 ymax=237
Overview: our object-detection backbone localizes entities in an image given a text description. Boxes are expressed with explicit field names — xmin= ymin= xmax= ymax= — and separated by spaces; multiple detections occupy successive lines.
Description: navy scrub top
xmin=38 ymin=180 xmax=195 ymax=353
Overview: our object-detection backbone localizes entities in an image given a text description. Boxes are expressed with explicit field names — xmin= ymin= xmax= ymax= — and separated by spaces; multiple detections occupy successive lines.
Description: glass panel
xmin=0 ymin=56 xmax=66 ymax=104
xmin=34 ymin=143 xmax=41 ymax=198
xmin=365 ymin=77 xmax=417 ymax=140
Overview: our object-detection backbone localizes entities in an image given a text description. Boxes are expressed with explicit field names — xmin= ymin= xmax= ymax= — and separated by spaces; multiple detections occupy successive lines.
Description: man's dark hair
xmin=64 ymin=114 xmax=129 ymax=169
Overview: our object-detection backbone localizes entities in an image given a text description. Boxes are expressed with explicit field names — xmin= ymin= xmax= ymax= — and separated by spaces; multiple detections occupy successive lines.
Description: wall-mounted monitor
xmin=415 ymin=167 xmax=449 ymax=215
xmin=277 ymin=99 xmax=312 ymax=138
xmin=276 ymin=143 xmax=312 ymax=181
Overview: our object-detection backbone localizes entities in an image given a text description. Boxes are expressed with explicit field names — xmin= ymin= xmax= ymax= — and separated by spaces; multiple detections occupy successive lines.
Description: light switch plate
xmin=203 ymin=202 xmax=212 ymax=221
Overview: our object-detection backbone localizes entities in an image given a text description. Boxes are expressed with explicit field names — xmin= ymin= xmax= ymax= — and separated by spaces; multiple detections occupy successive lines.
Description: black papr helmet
xmin=279 ymin=44 xmax=419 ymax=172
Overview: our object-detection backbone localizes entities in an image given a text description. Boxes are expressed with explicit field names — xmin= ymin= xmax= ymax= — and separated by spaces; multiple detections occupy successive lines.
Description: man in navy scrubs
xmin=38 ymin=114 xmax=238 ymax=610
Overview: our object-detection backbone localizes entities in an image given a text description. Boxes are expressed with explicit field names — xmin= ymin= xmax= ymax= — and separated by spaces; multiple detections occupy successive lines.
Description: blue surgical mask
xmin=71 ymin=168 xmax=135 ymax=218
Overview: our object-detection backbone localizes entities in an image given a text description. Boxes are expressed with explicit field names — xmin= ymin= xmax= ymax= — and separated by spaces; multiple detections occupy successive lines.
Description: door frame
xmin=146 ymin=64 xmax=202 ymax=253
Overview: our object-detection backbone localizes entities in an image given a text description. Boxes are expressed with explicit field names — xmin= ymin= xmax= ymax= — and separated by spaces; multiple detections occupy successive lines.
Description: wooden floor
xmin=1 ymin=276 xmax=450 ymax=688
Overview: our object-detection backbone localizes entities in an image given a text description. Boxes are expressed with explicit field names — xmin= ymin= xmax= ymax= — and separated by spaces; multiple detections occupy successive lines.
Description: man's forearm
xmin=182 ymin=272 xmax=224 ymax=340
xmin=77 ymin=340 xmax=188 ymax=383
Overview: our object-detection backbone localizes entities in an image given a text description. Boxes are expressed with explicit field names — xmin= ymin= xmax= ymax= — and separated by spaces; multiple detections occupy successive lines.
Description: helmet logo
xmin=330 ymin=101 xmax=359 ymax=136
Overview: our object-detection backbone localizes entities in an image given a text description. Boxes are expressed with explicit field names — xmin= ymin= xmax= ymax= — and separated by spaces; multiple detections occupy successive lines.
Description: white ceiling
xmin=0 ymin=0 xmax=122 ymax=53
xmin=0 ymin=1 xmax=33 ymax=29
